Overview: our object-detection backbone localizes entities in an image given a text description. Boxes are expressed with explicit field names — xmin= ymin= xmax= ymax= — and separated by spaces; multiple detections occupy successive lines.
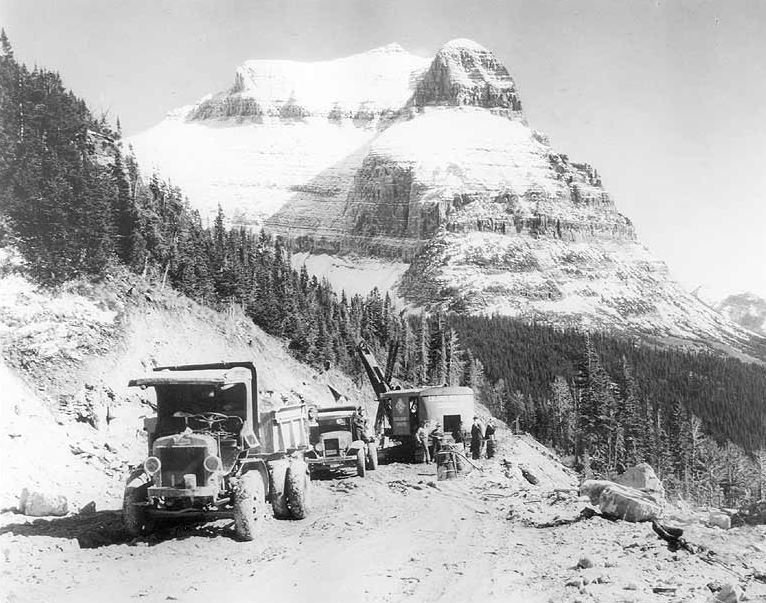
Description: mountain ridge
xmin=128 ymin=39 xmax=761 ymax=355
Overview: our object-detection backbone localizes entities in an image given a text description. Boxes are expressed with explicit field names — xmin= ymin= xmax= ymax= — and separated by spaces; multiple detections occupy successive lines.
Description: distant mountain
xmin=716 ymin=292 xmax=766 ymax=336
xmin=129 ymin=39 xmax=759 ymax=356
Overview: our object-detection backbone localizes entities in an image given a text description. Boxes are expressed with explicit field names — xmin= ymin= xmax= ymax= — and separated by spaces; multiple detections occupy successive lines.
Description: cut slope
xmin=0 ymin=268 xmax=370 ymax=510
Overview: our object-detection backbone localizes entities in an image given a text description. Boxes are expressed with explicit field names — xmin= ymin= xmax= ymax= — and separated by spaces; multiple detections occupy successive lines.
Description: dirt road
xmin=2 ymin=442 xmax=765 ymax=603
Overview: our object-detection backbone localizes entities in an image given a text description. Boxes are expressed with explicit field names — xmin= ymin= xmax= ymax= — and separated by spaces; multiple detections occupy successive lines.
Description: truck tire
xmin=267 ymin=459 xmax=290 ymax=519
xmin=233 ymin=471 xmax=266 ymax=542
xmin=285 ymin=460 xmax=311 ymax=520
xmin=366 ymin=442 xmax=379 ymax=470
xmin=356 ymin=448 xmax=367 ymax=478
xmin=123 ymin=479 xmax=153 ymax=537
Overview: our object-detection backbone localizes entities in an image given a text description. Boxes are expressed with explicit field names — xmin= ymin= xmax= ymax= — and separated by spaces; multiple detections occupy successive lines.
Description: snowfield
xmin=129 ymin=116 xmax=378 ymax=226
xmin=231 ymin=43 xmax=429 ymax=116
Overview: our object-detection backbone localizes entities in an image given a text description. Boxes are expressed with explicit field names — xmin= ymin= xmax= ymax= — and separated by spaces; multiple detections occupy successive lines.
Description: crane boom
xmin=356 ymin=341 xmax=391 ymax=399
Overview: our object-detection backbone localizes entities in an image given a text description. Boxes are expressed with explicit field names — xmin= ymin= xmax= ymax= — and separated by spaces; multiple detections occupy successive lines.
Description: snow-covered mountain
xmin=715 ymin=293 xmax=766 ymax=336
xmin=129 ymin=39 xmax=762 ymax=353
xmin=129 ymin=44 xmax=430 ymax=224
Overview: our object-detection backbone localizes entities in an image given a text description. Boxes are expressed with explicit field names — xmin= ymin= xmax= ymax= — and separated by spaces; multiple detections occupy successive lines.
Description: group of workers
xmin=415 ymin=416 xmax=496 ymax=463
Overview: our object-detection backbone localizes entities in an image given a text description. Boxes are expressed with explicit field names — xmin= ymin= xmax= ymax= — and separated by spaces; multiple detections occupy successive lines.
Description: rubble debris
xmin=520 ymin=466 xmax=539 ymax=485
xmin=651 ymin=520 xmax=697 ymax=554
xmin=78 ymin=501 xmax=96 ymax=514
xmin=576 ymin=555 xmax=594 ymax=569
xmin=579 ymin=480 xmax=662 ymax=522
xmin=19 ymin=488 xmax=68 ymax=517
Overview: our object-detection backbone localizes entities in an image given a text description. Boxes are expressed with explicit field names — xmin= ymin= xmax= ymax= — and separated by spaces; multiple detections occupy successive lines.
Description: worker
xmin=353 ymin=406 xmax=370 ymax=442
xmin=485 ymin=419 xmax=496 ymax=459
xmin=452 ymin=421 xmax=465 ymax=451
xmin=415 ymin=420 xmax=430 ymax=463
xmin=470 ymin=416 xmax=484 ymax=460
xmin=430 ymin=421 xmax=444 ymax=463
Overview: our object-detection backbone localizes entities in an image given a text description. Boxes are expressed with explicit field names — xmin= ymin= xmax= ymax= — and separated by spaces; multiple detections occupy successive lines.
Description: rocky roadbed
xmin=2 ymin=436 xmax=765 ymax=603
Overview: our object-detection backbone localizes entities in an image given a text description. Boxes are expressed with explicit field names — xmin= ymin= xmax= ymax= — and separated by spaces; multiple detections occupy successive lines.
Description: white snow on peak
xmin=440 ymin=38 xmax=490 ymax=54
xmin=370 ymin=108 xmax=555 ymax=197
xmin=229 ymin=45 xmax=430 ymax=116
xmin=367 ymin=43 xmax=407 ymax=54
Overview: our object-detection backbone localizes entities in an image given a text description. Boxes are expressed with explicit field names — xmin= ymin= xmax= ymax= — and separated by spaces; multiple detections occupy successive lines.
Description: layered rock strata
xmin=130 ymin=39 xmax=759 ymax=348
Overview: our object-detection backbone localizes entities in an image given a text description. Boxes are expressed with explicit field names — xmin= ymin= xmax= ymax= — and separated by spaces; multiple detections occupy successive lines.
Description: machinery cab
xmin=377 ymin=386 xmax=475 ymax=442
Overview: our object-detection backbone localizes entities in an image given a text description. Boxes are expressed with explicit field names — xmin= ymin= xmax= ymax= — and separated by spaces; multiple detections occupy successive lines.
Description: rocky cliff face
xmin=409 ymin=38 xmax=523 ymax=118
xmin=130 ymin=39 xmax=758 ymax=349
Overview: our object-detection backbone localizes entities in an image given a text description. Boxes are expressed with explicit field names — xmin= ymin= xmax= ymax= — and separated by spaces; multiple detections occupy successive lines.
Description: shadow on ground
xmin=0 ymin=511 xmax=239 ymax=548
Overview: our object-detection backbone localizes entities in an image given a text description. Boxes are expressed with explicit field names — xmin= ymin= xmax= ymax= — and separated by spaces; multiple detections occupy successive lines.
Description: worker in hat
xmin=470 ymin=416 xmax=484 ymax=460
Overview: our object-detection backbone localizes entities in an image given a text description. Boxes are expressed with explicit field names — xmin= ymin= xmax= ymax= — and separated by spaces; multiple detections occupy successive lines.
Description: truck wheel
xmin=285 ymin=460 xmax=311 ymax=520
xmin=356 ymin=448 xmax=367 ymax=478
xmin=366 ymin=442 xmax=379 ymax=470
xmin=267 ymin=459 xmax=290 ymax=519
xmin=233 ymin=471 xmax=266 ymax=542
xmin=123 ymin=480 xmax=153 ymax=537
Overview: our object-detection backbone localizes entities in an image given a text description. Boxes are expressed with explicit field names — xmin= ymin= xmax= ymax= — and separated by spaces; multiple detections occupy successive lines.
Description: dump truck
xmin=123 ymin=362 xmax=311 ymax=541
xmin=357 ymin=342 xmax=475 ymax=461
xmin=304 ymin=404 xmax=378 ymax=477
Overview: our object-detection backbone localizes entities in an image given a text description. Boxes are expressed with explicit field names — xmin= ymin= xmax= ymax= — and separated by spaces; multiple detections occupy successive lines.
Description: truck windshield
xmin=154 ymin=383 xmax=247 ymax=434
xmin=316 ymin=417 xmax=352 ymax=434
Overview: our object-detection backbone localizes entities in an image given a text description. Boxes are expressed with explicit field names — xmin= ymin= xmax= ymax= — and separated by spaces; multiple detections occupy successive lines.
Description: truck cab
xmin=305 ymin=405 xmax=378 ymax=477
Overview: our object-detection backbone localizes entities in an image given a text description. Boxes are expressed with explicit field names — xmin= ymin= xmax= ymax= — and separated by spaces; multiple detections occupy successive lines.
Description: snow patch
xmin=292 ymin=252 xmax=407 ymax=301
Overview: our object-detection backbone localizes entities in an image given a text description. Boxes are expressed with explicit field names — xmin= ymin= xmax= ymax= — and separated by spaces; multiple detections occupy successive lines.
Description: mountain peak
xmin=189 ymin=44 xmax=429 ymax=121
xmin=410 ymin=38 xmax=523 ymax=114
xmin=367 ymin=42 xmax=408 ymax=54
xmin=440 ymin=38 xmax=490 ymax=53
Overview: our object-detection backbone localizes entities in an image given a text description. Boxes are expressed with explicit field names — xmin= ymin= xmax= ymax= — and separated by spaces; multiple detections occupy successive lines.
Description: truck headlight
xmin=144 ymin=456 xmax=161 ymax=475
xmin=203 ymin=455 xmax=222 ymax=473
xmin=314 ymin=442 xmax=324 ymax=453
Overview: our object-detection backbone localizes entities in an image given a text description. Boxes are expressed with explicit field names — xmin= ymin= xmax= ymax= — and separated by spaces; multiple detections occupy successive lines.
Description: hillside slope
xmin=0 ymin=267 xmax=370 ymax=511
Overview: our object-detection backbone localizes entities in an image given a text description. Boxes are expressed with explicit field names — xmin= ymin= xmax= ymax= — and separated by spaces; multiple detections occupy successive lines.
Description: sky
xmin=2 ymin=0 xmax=765 ymax=299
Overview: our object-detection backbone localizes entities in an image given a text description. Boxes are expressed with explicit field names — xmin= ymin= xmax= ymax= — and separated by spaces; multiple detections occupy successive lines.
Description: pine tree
xmin=417 ymin=313 xmax=429 ymax=384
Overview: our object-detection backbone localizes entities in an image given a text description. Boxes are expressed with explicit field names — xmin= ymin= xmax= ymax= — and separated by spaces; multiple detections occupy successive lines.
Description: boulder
xmin=613 ymin=463 xmax=665 ymax=502
xmin=579 ymin=480 xmax=662 ymax=522
xmin=19 ymin=488 xmax=68 ymax=517
xmin=707 ymin=582 xmax=742 ymax=603
xmin=576 ymin=555 xmax=594 ymax=569
xmin=708 ymin=511 xmax=731 ymax=530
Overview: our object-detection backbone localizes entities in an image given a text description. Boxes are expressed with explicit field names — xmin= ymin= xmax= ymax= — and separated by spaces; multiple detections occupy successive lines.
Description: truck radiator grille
xmin=158 ymin=446 xmax=206 ymax=488
xmin=324 ymin=438 xmax=340 ymax=457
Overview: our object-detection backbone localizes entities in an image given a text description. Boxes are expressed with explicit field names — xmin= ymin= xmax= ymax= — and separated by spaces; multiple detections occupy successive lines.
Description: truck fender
xmin=235 ymin=461 xmax=269 ymax=501
xmin=348 ymin=440 xmax=367 ymax=455
xmin=125 ymin=465 xmax=148 ymax=485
